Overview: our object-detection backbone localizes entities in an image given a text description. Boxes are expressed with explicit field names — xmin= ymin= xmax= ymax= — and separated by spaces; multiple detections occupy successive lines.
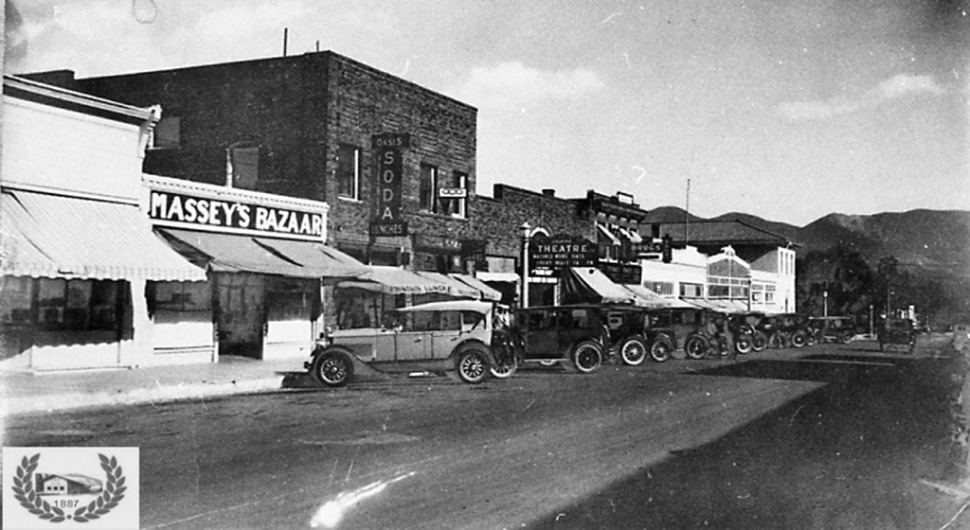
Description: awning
xmin=415 ymin=271 xmax=481 ymax=298
xmin=617 ymin=226 xmax=643 ymax=243
xmin=158 ymin=229 xmax=367 ymax=280
xmin=450 ymin=273 xmax=503 ymax=301
xmin=476 ymin=271 xmax=519 ymax=283
xmin=595 ymin=223 xmax=621 ymax=245
xmin=621 ymin=284 xmax=675 ymax=308
xmin=561 ymin=267 xmax=634 ymax=305
xmin=0 ymin=190 xmax=206 ymax=281
xmin=681 ymin=298 xmax=723 ymax=311
xmin=253 ymin=237 xmax=369 ymax=281
xmin=338 ymin=265 xmax=452 ymax=294
xmin=708 ymin=300 xmax=752 ymax=314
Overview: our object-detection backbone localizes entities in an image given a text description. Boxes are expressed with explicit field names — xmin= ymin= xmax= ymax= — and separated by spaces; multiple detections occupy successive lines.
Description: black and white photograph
xmin=1 ymin=1 xmax=969 ymax=528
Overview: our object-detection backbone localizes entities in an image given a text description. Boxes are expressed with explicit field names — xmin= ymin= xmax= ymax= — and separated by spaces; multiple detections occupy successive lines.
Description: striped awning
xmin=0 ymin=190 xmax=206 ymax=281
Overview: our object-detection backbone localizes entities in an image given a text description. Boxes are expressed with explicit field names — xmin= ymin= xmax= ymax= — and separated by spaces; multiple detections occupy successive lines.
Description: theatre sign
xmin=143 ymin=175 xmax=328 ymax=241
xmin=529 ymin=234 xmax=597 ymax=277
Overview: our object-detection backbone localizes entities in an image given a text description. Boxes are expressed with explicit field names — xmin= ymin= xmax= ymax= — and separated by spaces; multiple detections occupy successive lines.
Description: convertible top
xmin=395 ymin=300 xmax=494 ymax=314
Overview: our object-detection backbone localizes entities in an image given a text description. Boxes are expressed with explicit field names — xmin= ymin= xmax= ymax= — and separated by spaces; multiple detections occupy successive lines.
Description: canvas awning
xmin=450 ymin=273 xmax=503 ymax=301
xmin=158 ymin=229 xmax=367 ymax=280
xmin=337 ymin=265 xmax=452 ymax=294
xmin=681 ymin=298 xmax=724 ymax=311
xmin=0 ymin=190 xmax=206 ymax=281
xmin=561 ymin=267 xmax=634 ymax=305
xmin=415 ymin=271 xmax=481 ymax=298
xmin=620 ymin=284 xmax=674 ymax=308
xmin=595 ymin=223 xmax=621 ymax=245
xmin=476 ymin=271 xmax=519 ymax=283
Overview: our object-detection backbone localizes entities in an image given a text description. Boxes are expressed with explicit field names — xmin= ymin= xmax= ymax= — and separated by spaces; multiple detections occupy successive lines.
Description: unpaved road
xmin=4 ymin=338 xmax=967 ymax=530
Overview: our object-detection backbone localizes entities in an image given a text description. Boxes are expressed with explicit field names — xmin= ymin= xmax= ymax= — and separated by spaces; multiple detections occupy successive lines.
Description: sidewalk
xmin=0 ymin=356 xmax=309 ymax=417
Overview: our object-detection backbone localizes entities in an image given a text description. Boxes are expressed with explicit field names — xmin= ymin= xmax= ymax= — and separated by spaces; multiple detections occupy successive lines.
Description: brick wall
xmin=469 ymin=185 xmax=595 ymax=261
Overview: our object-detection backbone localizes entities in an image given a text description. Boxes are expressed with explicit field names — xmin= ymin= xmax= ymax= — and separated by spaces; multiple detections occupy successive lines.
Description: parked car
xmin=807 ymin=316 xmax=857 ymax=345
xmin=306 ymin=300 xmax=516 ymax=386
xmin=510 ymin=305 xmax=611 ymax=373
xmin=878 ymin=318 xmax=918 ymax=353
xmin=759 ymin=313 xmax=810 ymax=349
xmin=642 ymin=307 xmax=719 ymax=361
xmin=604 ymin=305 xmax=652 ymax=366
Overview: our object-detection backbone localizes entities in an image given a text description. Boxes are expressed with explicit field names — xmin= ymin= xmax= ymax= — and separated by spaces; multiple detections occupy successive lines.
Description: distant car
xmin=306 ymin=300 xmax=516 ymax=386
xmin=642 ymin=307 xmax=719 ymax=361
xmin=878 ymin=318 xmax=918 ymax=353
xmin=511 ymin=305 xmax=611 ymax=373
xmin=807 ymin=316 xmax=857 ymax=345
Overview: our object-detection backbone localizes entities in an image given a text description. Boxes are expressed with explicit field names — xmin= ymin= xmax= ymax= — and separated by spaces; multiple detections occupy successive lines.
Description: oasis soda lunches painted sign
xmin=149 ymin=190 xmax=324 ymax=239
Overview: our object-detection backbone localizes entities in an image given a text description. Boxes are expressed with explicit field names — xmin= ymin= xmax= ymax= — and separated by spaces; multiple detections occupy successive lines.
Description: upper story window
xmin=336 ymin=144 xmax=361 ymax=200
xmin=151 ymin=117 xmax=180 ymax=149
xmin=227 ymin=145 xmax=260 ymax=190
xmin=419 ymin=163 xmax=438 ymax=213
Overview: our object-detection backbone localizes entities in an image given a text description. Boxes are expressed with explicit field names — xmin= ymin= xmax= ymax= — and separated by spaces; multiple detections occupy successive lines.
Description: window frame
xmin=419 ymin=163 xmax=438 ymax=213
xmin=336 ymin=144 xmax=362 ymax=201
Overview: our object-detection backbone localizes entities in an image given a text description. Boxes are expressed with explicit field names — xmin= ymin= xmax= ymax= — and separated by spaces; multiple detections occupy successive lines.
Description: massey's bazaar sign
xmin=529 ymin=234 xmax=597 ymax=277
xmin=149 ymin=190 xmax=324 ymax=239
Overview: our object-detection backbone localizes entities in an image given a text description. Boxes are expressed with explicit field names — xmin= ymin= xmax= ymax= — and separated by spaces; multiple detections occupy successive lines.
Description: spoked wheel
xmin=751 ymin=332 xmax=768 ymax=352
xmin=310 ymin=349 xmax=354 ymax=387
xmin=454 ymin=346 xmax=489 ymax=384
xmin=684 ymin=335 xmax=709 ymax=360
xmin=839 ymin=332 xmax=854 ymax=345
xmin=734 ymin=334 xmax=753 ymax=354
xmin=564 ymin=340 xmax=603 ymax=374
xmin=619 ymin=337 xmax=647 ymax=366
xmin=791 ymin=331 xmax=808 ymax=348
xmin=489 ymin=353 xmax=518 ymax=379
xmin=648 ymin=337 xmax=673 ymax=363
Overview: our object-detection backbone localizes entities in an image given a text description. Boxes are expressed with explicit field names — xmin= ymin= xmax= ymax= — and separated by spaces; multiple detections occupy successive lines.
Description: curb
xmin=1 ymin=376 xmax=286 ymax=417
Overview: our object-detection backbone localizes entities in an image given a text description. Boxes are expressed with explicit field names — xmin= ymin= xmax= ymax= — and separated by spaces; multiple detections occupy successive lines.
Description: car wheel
xmin=791 ymin=331 xmax=808 ymax=348
xmin=839 ymin=332 xmax=853 ymax=345
xmin=619 ymin=336 xmax=647 ymax=366
xmin=565 ymin=340 xmax=602 ymax=374
xmin=751 ymin=332 xmax=768 ymax=352
xmin=806 ymin=332 xmax=818 ymax=347
xmin=684 ymin=335 xmax=709 ymax=360
xmin=734 ymin=334 xmax=753 ymax=354
xmin=454 ymin=345 xmax=489 ymax=384
xmin=648 ymin=337 xmax=673 ymax=363
xmin=489 ymin=353 xmax=518 ymax=379
xmin=311 ymin=349 xmax=354 ymax=387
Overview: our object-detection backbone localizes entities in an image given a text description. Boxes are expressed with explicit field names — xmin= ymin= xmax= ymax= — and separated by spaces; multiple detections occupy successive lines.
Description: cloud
xmin=450 ymin=61 xmax=606 ymax=108
xmin=778 ymin=74 xmax=946 ymax=121
xmin=193 ymin=1 xmax=311 ymax=40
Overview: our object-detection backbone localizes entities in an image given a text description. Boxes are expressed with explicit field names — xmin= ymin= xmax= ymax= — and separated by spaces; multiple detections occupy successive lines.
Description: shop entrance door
xmin=216 ymin=273 xmax=265 ymax=358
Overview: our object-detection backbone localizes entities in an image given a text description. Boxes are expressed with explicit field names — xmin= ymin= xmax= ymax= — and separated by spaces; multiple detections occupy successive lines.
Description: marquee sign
xmin=371 ymin=133 xmax=410 ymax=237
xmin=528 ymin=234 xmax=597 ymax=277
xmin=148 ymin=190 xmax=324 ymax=240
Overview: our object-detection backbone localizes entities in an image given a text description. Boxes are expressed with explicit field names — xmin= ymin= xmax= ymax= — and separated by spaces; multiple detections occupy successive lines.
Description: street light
xmin=520 ymin=222 xmax=531 ymax=309
xmin=823 ymin=290 xmax=828 ymax=317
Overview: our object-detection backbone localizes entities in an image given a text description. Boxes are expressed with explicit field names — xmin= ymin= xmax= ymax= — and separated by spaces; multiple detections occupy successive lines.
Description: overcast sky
xmin=5 ymin=0 xmax=969 ymax=226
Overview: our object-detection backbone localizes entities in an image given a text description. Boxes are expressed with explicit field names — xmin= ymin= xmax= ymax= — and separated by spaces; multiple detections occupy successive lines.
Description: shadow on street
xmin=526 ymin=353 xmax=963 ymax=530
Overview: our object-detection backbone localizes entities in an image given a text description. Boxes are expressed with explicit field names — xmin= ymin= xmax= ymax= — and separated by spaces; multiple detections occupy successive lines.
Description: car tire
xmin=489 ymin=353 xmax=518 ymax=379
xmin=839 ymin=332 xmax=853 ymax=345
xmin=648 ymin=337 xmax=673 ymax=363
xmin=751 ymin=332 xmax=768 ymax=352
xmin=454 ymin=345 xmax=489 ymax=384
xmin=310 ymin=348 xmax=354 ymax=387
xmin=684 ymin=335 xmax=709 ymax=360
xmin=734 ymin=334 xmax=753 ymax=354
xmin=565 ymin=340 xmax=602 ymax=374
xmin=791 ymin=331 xmax=808 ymax=348
xmin=806 ymin=333 xmax=818 ymax=347
xmin=619 ymin=336 xmax=647 ymax=366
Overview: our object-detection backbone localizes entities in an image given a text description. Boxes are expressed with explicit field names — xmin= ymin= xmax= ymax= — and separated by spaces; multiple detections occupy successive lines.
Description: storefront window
xmin=0 ymin=277 xmax=32 ymax=324
xmin=35 ymin=278 xmax=121 ymax=331
xmin=152 ymin=281 xmax=212 ymax=312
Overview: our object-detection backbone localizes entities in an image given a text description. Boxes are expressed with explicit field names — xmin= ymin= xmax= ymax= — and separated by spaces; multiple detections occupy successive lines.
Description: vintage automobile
xmin=807 ymin=316 xmax=857 ymax=345
xmin=604 ymin=305 xmax=652 ymax=366
xmin=510 ymin=304 xmax=611 ymax=373
xmin=642 ymin=307 xmax=720 ymax=361
xmin=759 ymin=313 xmax=811 ymax=349
xmin=878 ymin=318 xmax=918 ymax=353
xmin=306 ymin=300 xmax=517 ymax=387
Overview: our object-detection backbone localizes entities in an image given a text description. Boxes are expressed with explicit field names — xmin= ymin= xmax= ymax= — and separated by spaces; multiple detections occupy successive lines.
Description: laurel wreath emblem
xmin=12 ymin=453 xmax=127 ymax=524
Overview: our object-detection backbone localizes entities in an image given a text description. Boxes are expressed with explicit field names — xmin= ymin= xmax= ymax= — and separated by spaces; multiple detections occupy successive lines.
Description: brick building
xmin=28 ymin=51 xmax=478 ymax=273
